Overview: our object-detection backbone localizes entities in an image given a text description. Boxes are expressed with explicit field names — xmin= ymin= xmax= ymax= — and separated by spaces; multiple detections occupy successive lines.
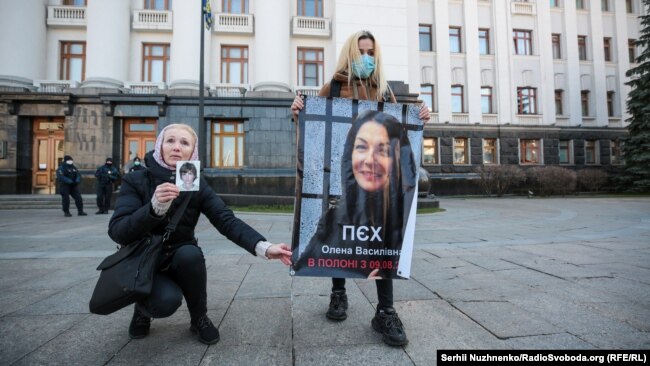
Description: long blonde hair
xmin=335 ymin=30 xmax=389 ymax=101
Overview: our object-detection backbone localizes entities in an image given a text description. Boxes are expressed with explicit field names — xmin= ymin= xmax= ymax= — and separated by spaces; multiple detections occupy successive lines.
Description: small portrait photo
xmin=176 ymin=160 xmax=200 ymax=191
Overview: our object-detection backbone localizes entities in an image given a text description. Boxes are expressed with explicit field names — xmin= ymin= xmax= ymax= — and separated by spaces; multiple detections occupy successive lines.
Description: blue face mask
xmin=352 ymin=54 xmax=375 ymax=79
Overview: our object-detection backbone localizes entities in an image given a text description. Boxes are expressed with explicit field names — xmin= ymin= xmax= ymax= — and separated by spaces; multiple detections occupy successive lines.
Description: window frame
xmin=420 ymin=84 xmax=434 ymax=112
xmin=601 ymin=0 xmax=609 ymax=11
xmin=60 ymin=41 xmax=86 ymax=82
xmin=62 ymin=0 xmax=87 ymax=5
xmin=513 ymin=29 xmax=533 ymax=56
xmin=297 ymin=0 xmax=323 ymax=17
xmin=479 ymin=28 xmax=490 ymax=55
xmin=629 ymin=39 xmax=637 ymax=63
xmin=576 ymin=0 xmax=586 ymax=9
xmin=552 ymin=33 xmax=562 ymax=59
xmin=626 ymin=0 xmax=634 ymax=13
xmin=211 ymin=120 xmax=245 ymax=168
xmin=453 ymin=137 xmax=470 ymax=165
xmin=607 ymin=91 xmax=615 ymax=117
xmin=584 ymin=139 xmax=599 ymax=165
xmin=578 ymin=35 xmax=588 ymax=61
xmin=550 ymin=0 xmax=560 ymax=8
xmin=581 ymin=90 xmax=590 ymax=117
xmin=519 ymin=138 xmax=543 ymax=165
xmin=482 ymin=138 xmax=499 ymax=165
xmin=221 ymin=45 xmax=249 ymax=84
xmin=517 ymin=87 xmax=538 ymax=115
xmin=419 ymin=24 xmax=433 ymax=52
xmin=558 ymin=139 xmax=573 ymax=165
xmin=451 ymin=85 xmax=464 ymax=113
xmin=222 ymin=0 xmax=248 ymax=13
xmin=610 ymin=139 xmax=623 ymax=165
xmin=141 ymin=43 xmax=170 ymax=83
xmin=422 ymin=137 xmax=439 ymax=165
xmin=144 ymin=0 xmax=172 ymax=10
xmin=297 ymin=47 xmax=324 ymax=87
xmin=449 ymin=26 xmax=462 ymax=53
xmin=603 ymin=37 xmax=612 ymax=62
xmin=481 ymin=86 xmax=493 ymax=114
xmin=555 ymin=89 xmax=564 ymax=116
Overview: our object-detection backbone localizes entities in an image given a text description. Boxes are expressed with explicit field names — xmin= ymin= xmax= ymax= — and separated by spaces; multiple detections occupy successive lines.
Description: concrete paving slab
xmin=294 ymin=344 xmax=413 ymax=366
xmin=290 ymin=276 xmax=332 ymax=296
xmin=201 ymin=345 xmax=292 ymax=366
xmin=450 ymin=301 xmax=561 ymax=339
xmin=503 ymin=333 xmax=596 ymax=349
xmin=235 ymin=263 xmax=292 ymax=299
xmin=218 ymin=298 xmax=292 ymax=347
xmin=354 ymin=277 xmax=439 ymax=304
xmin=15 ymin=278 xmax=96 ymax=315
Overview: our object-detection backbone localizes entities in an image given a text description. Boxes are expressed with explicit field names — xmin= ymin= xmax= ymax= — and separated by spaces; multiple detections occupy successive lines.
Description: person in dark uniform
xmin=94 ymin=157 xmax=120 ymax=214
xmin=128 ymin=156 xmax=146 ymax=173
xmin=55 ymin=155 xmax=87 ymax=217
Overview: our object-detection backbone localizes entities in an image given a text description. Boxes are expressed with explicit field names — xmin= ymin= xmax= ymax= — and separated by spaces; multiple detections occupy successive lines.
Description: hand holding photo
xmin=176 ymin=160 xmax=200 ymax=191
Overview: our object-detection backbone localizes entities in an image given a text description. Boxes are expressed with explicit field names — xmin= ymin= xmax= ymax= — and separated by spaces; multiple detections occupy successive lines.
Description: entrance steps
xmin=0 ymin=194 xmax=96 ymax=210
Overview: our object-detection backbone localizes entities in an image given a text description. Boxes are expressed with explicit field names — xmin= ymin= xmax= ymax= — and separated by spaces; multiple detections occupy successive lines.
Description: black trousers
xmin=138 ymin=245 xmax=207 ymax=320
xmin=96 ymin=183 xmax=113 ymax=212
xmin=59 ymin=184 xmax=84 ymax=213
xmin=332 ymin=277 xmax=393 ymax=310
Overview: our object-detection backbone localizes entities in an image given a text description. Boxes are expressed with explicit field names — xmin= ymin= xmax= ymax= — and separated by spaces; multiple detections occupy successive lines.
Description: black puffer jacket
xmin=108 ymin=151 xmax=265 ymax=255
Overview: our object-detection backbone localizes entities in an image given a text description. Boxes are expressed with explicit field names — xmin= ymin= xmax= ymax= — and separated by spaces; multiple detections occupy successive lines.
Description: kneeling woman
xmin=108 ymin=123 xmax=292 ymax=344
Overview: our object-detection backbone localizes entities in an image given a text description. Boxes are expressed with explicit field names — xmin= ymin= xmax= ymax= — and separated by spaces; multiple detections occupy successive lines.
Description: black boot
xmin=63 ymin=212 xmax=72 ymax=217
xmin=190 ymin=314 xmax=220 ymax=345
xmin=371 ymin=307 xmax=408 ymax=346
xmin=326 ymin=289 xmax=348 ymax=321
xmin=128 ymin=307 xmax=151 ymax=339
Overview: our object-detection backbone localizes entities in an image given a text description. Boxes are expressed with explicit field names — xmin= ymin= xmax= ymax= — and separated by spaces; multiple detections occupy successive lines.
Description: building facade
xmin=0 ymin=0 xmax=642 ymax=196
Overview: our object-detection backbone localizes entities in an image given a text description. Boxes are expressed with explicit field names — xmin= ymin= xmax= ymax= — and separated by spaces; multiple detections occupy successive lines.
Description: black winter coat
xmin=108 ymin=152 xmax=265 ymax=255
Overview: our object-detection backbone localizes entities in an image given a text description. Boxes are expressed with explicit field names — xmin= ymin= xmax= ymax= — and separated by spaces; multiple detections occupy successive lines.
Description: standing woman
xmin=291 ymin=30 xmax=430 ymax=346
xmin=108 ymin=123 xmax=292 ymax=344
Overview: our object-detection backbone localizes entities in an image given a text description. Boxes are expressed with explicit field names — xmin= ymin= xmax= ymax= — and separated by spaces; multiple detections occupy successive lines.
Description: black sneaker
xmin=371 ymin=307 xmax=408 ymax=346
xmin=95 ymin=211 xmax=104 ymax=215
xmin=78 ymin=212 xmax=87 ymax=216
xmin=190 ymin=314 xmax=220 ymax=345
xmin=326 ymin=290 xmax=348 ymax=321
xmin=128 ymin=307 xmax=151 ymax=339
xmin=64 ymin=212 xmax=72 ymax=217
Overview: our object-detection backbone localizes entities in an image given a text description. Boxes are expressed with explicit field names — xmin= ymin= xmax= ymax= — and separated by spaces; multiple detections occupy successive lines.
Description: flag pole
xmin=198 ymin=0 xmax=207 ymax=163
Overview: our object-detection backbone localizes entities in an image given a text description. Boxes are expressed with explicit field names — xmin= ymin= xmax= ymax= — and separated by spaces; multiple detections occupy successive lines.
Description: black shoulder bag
xmin=89 ymin=190 xmax=192 ymax=315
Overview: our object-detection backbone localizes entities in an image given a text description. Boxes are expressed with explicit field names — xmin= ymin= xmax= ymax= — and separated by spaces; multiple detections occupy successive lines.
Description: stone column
xmin=433 ymin=0 xmax=451 ymax=123
xmin=589 ymin=0 xmax=608 ymax=126
xmin=170 ymin=0 xmax=212 ymax=90
xmin=252 ymin=0 xmax=291 ymax=92
xmin=82 ymin=0 xmax=130 ymax=89
xmin=0 ymin=0 xmax=48 ymax=89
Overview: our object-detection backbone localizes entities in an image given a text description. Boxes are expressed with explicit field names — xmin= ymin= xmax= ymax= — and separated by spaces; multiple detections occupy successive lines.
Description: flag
xmin=202 ymin=0 xmax=213 ymax=30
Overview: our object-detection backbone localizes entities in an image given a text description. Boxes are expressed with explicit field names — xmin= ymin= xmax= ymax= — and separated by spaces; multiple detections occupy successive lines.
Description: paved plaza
xmin=0 ymin=197 xmax=649 ymax=365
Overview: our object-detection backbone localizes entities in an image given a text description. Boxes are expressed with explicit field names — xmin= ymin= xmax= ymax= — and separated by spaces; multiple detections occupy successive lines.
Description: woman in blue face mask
xmin=290 ymin=30 xmax=430 ymax=347
xmin=291 ymin=30 xmax=431 ymax=122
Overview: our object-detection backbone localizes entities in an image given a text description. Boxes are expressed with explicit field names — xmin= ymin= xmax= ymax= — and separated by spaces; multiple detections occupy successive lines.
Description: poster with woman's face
xmin=176 ymin=160 xmax=200 ymax=191
xmin=291 ymin=96 xmax=424 ymax=280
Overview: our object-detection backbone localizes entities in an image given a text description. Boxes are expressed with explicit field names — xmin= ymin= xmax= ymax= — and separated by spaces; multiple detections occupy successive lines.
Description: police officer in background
xmin=94 ymin=157 xmax=120 ymax=214
xmin=128 ymin=156 xmax=146 ymax=173
xmin=56 ymin=155 xmax=87 ymax=217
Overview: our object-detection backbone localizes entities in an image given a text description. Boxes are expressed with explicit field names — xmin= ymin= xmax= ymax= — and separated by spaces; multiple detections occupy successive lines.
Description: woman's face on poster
xmin=351 ymin=121 xmax=392 ymax=192
xmin=181 ymin=170 xmax=195 ymax=187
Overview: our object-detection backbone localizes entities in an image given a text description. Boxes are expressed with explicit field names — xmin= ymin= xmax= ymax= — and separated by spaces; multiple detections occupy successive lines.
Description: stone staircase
xmin=0 ymin=194 xmax=96 ymax=210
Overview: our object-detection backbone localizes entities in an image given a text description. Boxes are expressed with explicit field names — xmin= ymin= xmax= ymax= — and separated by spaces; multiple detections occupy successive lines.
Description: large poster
xmin=291 ymin=96 xmax=424 ymax=279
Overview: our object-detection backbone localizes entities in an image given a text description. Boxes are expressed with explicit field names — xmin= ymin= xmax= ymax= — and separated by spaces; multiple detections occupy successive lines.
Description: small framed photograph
xmin=176 ymin=160 xmax=200 ymax=191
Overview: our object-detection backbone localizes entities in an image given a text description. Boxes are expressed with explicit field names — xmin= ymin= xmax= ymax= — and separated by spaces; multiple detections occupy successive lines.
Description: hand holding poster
xmin=291 ymin=96 xmax=423 ymax=279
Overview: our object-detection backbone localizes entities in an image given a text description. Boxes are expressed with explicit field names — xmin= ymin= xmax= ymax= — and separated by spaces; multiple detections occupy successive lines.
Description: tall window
xmin=419 ymin=24 xmax=432 ymax=52
xmin=221 ymin=45 xmax=248 ymax=84
xmin=298 ymin=0 xmax=323 ymax=17
xmin=63 ymin=0 xmax=86 ymax=5
xmin=481 ymin=87 xmax=493 ymax=114
xmin=212 ymin=121 xmax=244 ymax=168
xmin=449 ymin=27 xmax=462 ymax=53
xmin=420 ymin=84 xmax=434 ymax=112
xmin=520 ymin=139 xmax=542 ymax=164
xmin=479 ymin=29 xmax=490 ymax=55
xmin=576 ymin=0 xmax=585 ymax=9
xmin=603 ymin=37 xmax=612 ymax=62
xmin=222 ymin=0 xmax=248 ymax=13
xmin=581 ymin=90 xmax=590 ymax=116
xmin=513 ymin=30 xmax=533 ymax=55
xmin=578 ymin=36 xmax=587 ymax=60
xmin=517 ymin=87 xmax=537 ymax=114
xmin=145 ymin=0 xmax=172 ymax=10
xmin=453 ymin=138 xmax=469 ymax=165
xmin=60 ymin=41 xmax=86 ymax=82
xmin=607 ymin=91 xmax=615 ymax=117
xmin=629 ymin=39 xmax=637 ymax=63
xmin=550 ymin=0 xmax=560 ymax=7
xmin=555 ymin=90 xmax=564 ymax=115
xmin=601 ymin=0 xmax=609 ymax=11
xmin=451 ymin=85 xmax=464 ymax=113
xmin=483 ymin=138 xmax=498 ymax=164
xmin=422 ymin=137 xmax=438 ymax=165
xmin=297 ymin=48 xmax=324 ymax=87
xmin=626 ymin=0 xmax=634 ymax=13
xmin=552 ymin=34 xmax=562 ymax=59
xmin=559 ymin=140 xmax=572 ymax=164
xmin=142 ymin=43 xmax=170 ymax=82
xmin=585 ymin=140 xmax=598 ymax=165
xmin=610 ymin=139 xmax=623 ymax=165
